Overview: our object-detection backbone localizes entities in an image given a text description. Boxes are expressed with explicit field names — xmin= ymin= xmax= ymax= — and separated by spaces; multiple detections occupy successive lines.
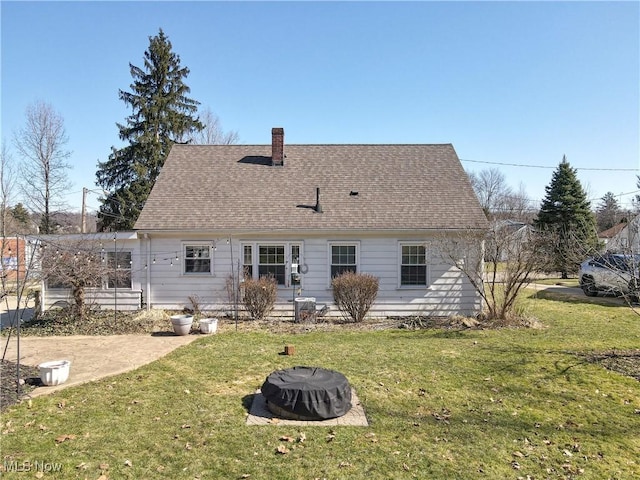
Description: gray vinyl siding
xmin=139 ymin=233 xmax=482 ymax=318
xmin=44 ymin=289 xmax=142 ymax=311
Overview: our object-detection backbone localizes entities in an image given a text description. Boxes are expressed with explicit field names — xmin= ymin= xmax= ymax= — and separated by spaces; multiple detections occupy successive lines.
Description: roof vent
xmin=315 ymin=187 xmax=323 ymax=213
xmin=350 ymin=191 xmax=359 ymax=196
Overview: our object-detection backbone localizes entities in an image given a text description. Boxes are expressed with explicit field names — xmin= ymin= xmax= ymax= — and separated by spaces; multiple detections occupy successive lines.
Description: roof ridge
xmin=173 ymin=143 xmax=454 ymax=147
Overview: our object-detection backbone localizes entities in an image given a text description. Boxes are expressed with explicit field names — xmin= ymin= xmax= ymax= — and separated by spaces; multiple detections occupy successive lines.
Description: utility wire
xmin=460 ymin=158 xmax=638 ymax=171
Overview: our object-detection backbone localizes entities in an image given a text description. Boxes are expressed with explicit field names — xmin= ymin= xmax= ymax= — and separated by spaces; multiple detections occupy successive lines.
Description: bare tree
xmin=1 ymin=141 xmax=17 ymax=238
xmin=500 ymin=183 xmax=536 ymax=223
xmin=14 ymin=101 xmax=72 ymax=234
xmin=434 ymin=225 xmax=552 ymax=323
xmin=468 ymin=168 xmax=513 ymax=219
xmin=38 ymin=237 xmax=129 ymax=321
xmin=189 ymin=106 xmax=239 ymax=145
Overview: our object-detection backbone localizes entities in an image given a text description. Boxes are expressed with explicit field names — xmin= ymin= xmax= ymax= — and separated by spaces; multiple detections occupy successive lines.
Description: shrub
xmin=187 ymin=294 xmax=202 ymax=319
xmin=242 ymin=276 xmax=278 ymax=320
xmin=331 ymin=272 xmax=379 ymax=322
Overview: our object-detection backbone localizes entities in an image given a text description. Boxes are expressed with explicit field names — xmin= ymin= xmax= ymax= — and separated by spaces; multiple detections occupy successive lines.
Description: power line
xmin=460 ymin=158 xmax=639 ymax=172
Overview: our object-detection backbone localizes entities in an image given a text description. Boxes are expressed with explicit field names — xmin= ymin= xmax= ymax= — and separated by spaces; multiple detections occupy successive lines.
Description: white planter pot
xmin=170 ymin=315 xmax=193 ymax=336
xmin=39 ymin=360 xmax=71 ymax=386
xmin=199 ymin=318 xmax=218 ymax=334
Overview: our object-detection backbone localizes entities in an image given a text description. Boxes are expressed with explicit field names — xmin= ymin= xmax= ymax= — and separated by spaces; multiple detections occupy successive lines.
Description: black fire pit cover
xmin=261 ymin=366 xmax=352 ymax=420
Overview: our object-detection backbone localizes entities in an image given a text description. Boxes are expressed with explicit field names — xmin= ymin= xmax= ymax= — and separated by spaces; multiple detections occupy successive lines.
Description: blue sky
xmin=2 ymin=1 xmax=639 ymax=215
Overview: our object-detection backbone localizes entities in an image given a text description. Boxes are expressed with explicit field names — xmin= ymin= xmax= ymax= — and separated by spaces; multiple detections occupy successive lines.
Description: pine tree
xmin=96 ymin=29 xmax=203 ymax=230
xmin=535 ymin=155 xmax=599 ymax=278
xmin=595 ymin=192 xmax=622 ymax=232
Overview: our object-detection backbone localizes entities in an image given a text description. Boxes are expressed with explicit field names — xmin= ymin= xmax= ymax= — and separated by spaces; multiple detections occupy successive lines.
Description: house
xmin=1 ymin=237 xmax=28 ymax=284
xmin=486 ymin=220 xmax=534 ymax=262
xmin=34 ymin=129 xmax=488 ymax=317
xmin=605 ymin=217 xmax=639 ymax=253
xmin=129 ymin=128 xmax=488 ymax=318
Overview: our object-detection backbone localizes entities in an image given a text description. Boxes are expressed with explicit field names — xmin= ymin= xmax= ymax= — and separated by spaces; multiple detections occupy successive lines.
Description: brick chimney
xmin=271 ymin=127 xmax=284 ymax=166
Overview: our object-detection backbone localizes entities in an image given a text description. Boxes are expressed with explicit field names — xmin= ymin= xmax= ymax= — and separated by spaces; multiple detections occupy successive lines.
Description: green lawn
xmin=2 ymin=291 xmax=639 ymax=479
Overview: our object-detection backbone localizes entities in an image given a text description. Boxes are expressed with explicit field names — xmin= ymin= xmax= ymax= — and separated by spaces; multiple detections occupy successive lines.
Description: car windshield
xmin=608 ymin=255 xmax=640 ymax=272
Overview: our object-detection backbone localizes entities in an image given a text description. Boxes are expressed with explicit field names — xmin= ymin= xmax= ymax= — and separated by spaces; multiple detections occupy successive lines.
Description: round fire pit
xmin=261 ymin=366 xmax=352 ymax=420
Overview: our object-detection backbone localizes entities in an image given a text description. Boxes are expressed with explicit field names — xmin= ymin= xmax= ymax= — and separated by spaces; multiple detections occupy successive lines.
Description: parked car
xmin=579 ymin=253 xmax=640 ymax=298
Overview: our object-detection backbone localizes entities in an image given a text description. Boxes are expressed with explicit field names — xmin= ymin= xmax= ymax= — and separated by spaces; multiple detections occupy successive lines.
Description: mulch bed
xmin=579 ymin=350 xmax=640 ymax=382
xmin=0 ymin=359 xmax=39 ymax=410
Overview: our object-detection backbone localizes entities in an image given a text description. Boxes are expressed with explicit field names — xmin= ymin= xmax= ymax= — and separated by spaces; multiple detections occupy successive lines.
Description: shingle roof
xmin=134 ymin=143 xmax=488 ymax=232
xmin=598 ymin=222 xmax=628 ymax=239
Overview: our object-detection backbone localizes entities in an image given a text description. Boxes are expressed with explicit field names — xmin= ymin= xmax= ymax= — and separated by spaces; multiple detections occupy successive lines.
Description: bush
xmin=331 ymin=272 xmax=379 ymax=322
xmin=242 ymin=276 xmax=278 ymax=320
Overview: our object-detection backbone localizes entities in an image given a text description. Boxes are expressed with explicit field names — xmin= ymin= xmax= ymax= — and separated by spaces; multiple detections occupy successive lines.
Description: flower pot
xmin=39 ymin=360 xmax=71 ymax=386
xmin=170 ymin=315 xmax=193 ymax=336
xmin=199 ymin=318 xmax=218 ymax=334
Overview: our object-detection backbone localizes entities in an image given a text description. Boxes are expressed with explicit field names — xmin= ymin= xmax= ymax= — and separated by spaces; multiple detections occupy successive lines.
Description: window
xmin=184 ymin=245 xmax=211 ymax=274
xmin=331 ymin=244 xmax=357 ymax=278
xmin=243 ymin=245 xmax=253 ymax=278
xmin=106 ymin=251 xmax=132 ymax=289
xmin=291 ymin=245 xmax=300 ymax=265
xmin=400 ymin=244 xmax=426 ymax=286
xmin=244 ymin=242 xmax=302 ymax=286
xmin=258 ymin=245 xmax=285 ymax=284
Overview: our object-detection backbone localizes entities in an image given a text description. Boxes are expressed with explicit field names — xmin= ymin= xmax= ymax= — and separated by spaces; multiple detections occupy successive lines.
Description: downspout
xmin=145 ymin=233 xmax=151 ymax=311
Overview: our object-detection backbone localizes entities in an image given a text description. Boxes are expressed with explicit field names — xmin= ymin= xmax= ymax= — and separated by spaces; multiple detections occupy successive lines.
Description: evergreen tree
xmin=595 ymin=192 xmax=622 ymax=232
xmin=535 ymin=155 xmax=599 ymax=278
xmin=96 ymin=29 xmax=203 ymax=230
xmin=11 ymin=203 xmax=30 ymax=229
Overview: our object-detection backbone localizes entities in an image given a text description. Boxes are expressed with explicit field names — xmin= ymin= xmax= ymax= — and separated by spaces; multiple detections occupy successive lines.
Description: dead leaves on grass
xmin=276 ymin=432 xmax=308 ymax=454
xmin=276 ymin=444 xmax=290 ymax=455
xmin=54 ymin=433 xmax=76 ymax=443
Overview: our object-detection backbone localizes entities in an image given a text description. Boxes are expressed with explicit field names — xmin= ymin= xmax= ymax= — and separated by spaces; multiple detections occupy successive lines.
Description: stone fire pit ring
xmin=261 ymin=366 xmax=352 ymax=420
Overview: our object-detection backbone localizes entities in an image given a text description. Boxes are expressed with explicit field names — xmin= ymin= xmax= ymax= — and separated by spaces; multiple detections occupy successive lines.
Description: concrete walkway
xmin=0 ymin=293 xmax=35 ymax=329
xmin=2 ymin=334 xmax=199 ymax=397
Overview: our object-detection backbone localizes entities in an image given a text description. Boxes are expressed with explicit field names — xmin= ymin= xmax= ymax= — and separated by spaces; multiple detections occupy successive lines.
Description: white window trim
xmin=241 ymin=242 xmax=303 ymax=288
xmin=181 ymin=242 xmax=214 ymax=276
xmin=327 ymin=241 xmax=360 ymax=287
xmin=397 ymin=242 xmax=429 ymax=289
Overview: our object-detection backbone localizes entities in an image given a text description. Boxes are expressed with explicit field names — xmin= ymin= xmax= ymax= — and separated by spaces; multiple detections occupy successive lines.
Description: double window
xmin=258 ymin=245 xmax=286 ymax=284
xmin=400 ymin=244 xmax=427 ymax=286
xmin=242 ymin=243 xmax=302 ymax=286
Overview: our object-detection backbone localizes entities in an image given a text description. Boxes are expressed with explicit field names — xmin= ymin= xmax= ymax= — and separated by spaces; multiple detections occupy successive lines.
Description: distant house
xmin=487 ymin=220 xmax=533 ymax=262
xmin=36 ymin=129 xmax=488 ymax=318
xmin=1 ymin=237 xmax=28 ymax=284
xmin=605 ymin=217 xmax=639 ymax=253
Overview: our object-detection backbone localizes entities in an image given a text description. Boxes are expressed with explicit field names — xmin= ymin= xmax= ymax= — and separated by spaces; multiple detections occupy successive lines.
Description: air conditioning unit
xmin=294 ymin=297 xmax=316 ymax=323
